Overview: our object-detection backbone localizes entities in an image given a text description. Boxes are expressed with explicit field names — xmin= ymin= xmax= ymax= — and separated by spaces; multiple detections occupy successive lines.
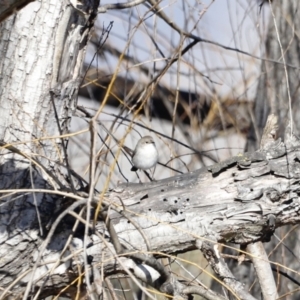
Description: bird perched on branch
xmin=131 ymin=136 xmax=158 ymax=172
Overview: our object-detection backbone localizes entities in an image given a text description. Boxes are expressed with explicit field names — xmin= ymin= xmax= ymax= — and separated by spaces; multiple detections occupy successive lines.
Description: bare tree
xmin=1 ymin=0 xmax=300 ymax=299
xmin=0 ymin=0 xmax=101 ymax=298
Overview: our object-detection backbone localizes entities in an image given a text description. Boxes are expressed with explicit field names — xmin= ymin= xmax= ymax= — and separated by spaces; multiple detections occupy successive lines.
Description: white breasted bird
xmin=131 ymin=136 xmax=158 ymax=172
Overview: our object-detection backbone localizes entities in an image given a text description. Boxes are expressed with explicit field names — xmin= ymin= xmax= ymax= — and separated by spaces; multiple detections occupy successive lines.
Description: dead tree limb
xmin=2 ymin=126 xmax=300 ymax=298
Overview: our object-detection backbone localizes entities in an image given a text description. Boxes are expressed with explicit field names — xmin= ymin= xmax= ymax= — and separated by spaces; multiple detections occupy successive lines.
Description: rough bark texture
xmin=98 ymin=135 xmax=300 ymax=300
xmin=0 ymin=0 xmax=99 ymax=298
xmin=243 ymin=1 xmax=300 ymax=298
xmin=244 ymin=114 xmax=278 ymax=300
xmin=2 ymin=133 xmax=300 ymax=298
xmin=1 ymin=0 xmax=300 ymax=299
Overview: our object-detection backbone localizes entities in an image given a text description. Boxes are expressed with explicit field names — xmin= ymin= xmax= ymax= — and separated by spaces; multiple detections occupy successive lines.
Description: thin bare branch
xmin=98 ymin=0 xmax=146 ymax=13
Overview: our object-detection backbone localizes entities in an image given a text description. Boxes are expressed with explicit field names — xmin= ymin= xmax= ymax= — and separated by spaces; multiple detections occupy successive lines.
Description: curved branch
xmin=98 ymin=0 xmax=146 ymax=13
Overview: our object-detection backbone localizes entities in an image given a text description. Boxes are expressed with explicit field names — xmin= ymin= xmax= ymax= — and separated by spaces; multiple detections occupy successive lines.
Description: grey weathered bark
xmin=1 ymin=1 xmax=300 ymax=300
xmin=2 ymin=115 xmax=300 ymax=299
xmin=0 ymin=0 xmax=100 ymax=298
xmin=244 ymin=1 xmax=300 ymax=298
xmin=247 ymin=242 xmax=277 ymax=300
xmin=46 ymin=133 xmax=300 ymax=299
xmin=245 ymin=114 xmax=278 ymax=300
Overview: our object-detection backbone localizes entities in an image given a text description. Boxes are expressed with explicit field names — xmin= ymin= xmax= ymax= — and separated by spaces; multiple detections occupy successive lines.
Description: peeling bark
xmin=2 ymin=136 xmax=300 ymax=298
xmin=1 ymin=0 xmax=300 ymax=299
xmin=0 ymin=0 xmax=100 ymax=298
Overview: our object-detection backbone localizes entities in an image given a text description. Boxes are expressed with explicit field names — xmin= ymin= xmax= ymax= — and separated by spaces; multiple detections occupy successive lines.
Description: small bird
xmin=131 ymin=136 xmax=158 ymax=172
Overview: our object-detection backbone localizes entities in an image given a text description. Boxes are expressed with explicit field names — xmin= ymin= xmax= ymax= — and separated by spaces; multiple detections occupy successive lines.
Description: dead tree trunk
xmin=0 ymin=0 xmax=99 ymax=298
xmin=1 ymin=108 xmax=300 ymax=299
xmin=1 ymin=1 xmax=300 ymax=299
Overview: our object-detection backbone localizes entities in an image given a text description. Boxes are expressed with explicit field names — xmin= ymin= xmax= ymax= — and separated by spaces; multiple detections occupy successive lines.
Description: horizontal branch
xmin=3 ymin=138 xmax=300 ymax=298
